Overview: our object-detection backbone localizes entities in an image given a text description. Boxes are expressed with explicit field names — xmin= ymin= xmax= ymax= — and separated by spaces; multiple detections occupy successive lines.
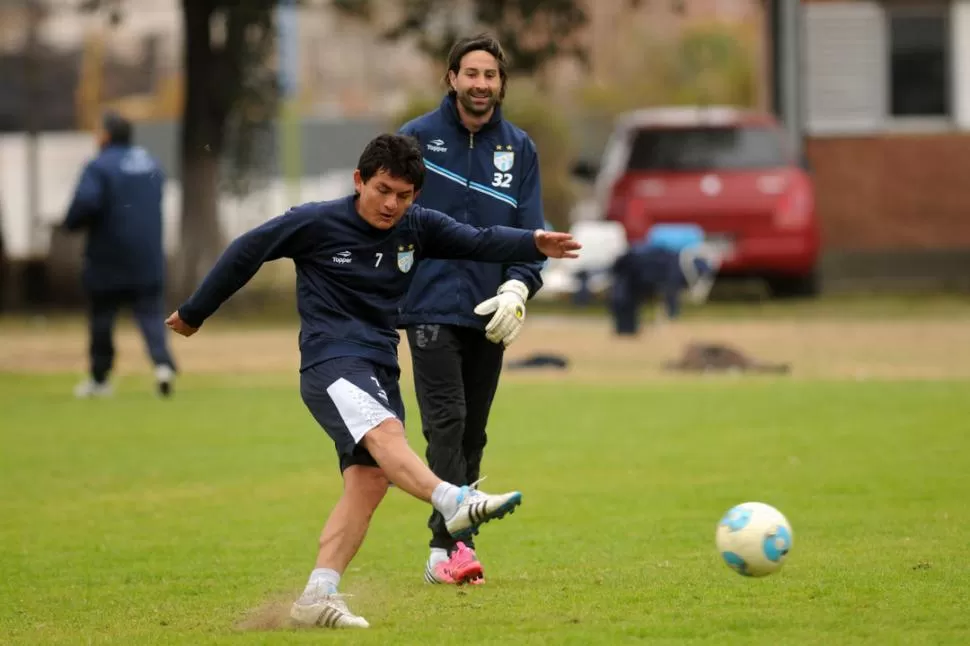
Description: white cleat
xmin=74 ymin=379 xmax=113 ymax=399
xmin=289 ymin=594 xmax=369 ymax=629
xmin=444 ymin=485 xmax=522 ymax=540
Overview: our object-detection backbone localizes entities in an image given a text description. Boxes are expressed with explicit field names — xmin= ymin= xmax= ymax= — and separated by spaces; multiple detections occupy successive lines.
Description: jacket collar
xmin=440 ymin=94 xmax=503 ymax=133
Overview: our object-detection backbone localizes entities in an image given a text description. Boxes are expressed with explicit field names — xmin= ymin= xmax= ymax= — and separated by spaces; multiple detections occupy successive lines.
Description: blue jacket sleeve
xmin=415 ymin=208 xmax=545 ymax=264
xmin=178 ymin=207 xmax=318 ymax=327
xmin=63 ymin=162 xmax=106 ymax=232
xmin=503 ymin=139 xmax=545 ymax=297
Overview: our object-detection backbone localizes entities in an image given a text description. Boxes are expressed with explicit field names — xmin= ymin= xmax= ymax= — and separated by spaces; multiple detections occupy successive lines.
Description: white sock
xmin=428 ymin=547 xmax=449 ymax=567
xmin=155 ymin=364 xmax=174 ymax=383
xmin=304 ymin=567 xmax=340 ymax=596
xmin=431 ymin=482 xmax=462 ymax=518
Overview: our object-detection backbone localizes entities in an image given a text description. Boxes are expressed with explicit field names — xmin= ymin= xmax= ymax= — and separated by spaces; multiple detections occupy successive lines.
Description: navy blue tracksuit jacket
xmin=178 ymin=196 xmax=546 ymax=371
xmin=397 ymin=95 xmax=546 ymax=329
xmin=63 ymin=144 xmax=166 ymax=293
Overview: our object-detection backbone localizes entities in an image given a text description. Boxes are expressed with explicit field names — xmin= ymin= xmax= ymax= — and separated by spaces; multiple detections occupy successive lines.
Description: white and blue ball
xmin=715 ymin=502 xmax=793 ymax=577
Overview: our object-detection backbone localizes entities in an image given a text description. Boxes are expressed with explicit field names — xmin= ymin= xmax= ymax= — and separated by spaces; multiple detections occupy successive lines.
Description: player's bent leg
xmin=301 ymin=357 xmax=522 ymax=593
xmin=290 ymin=465 xmax=387 ymax=629
xmin=362 ymin=421 xmax=523 ymax=539
xmin=361 ymin=419 xmax=441 ymax=502
xmin=316 ymin=465 xmax=389 ymax=572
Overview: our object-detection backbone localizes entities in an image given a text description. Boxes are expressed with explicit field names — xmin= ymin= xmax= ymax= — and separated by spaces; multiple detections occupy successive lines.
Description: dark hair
xmin=443 ymin=33 xmax=509 ymax=102
xmin=357 ymin=134 xmax=425 ymax=191
xmin=102 ymin=110 xmax=132 ymax=146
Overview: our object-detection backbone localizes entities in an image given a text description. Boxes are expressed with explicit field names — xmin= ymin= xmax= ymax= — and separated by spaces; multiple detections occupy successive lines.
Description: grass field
xmin=2 ymin=307 xmax=970 ymax=644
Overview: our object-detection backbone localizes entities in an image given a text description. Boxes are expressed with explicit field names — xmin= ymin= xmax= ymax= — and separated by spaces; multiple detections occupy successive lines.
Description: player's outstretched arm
xmin=170 ymin=207 xmax=317 ymax=335
xmin=470 ymin=230 xmax=580 ymax=348
xmin=415 ymin=208 xmax=581 ymax=263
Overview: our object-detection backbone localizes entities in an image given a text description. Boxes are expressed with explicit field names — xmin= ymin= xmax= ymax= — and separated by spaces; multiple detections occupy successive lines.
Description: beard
xmin=457 ymin=88 xmax=499 ymax=116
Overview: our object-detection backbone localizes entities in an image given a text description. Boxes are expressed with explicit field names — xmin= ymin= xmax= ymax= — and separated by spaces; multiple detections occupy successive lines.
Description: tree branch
xmin=333 ymin=0 xmax=588 ymax=75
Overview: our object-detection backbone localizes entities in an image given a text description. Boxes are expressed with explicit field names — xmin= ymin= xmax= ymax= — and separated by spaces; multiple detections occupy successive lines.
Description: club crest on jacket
xmin=397 ymin=244 xmax=415 ymax=273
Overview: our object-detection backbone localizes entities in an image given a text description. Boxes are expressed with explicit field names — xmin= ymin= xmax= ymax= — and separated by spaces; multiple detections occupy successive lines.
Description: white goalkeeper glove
xmin=473 ymin=279 xmax=529 ymax=347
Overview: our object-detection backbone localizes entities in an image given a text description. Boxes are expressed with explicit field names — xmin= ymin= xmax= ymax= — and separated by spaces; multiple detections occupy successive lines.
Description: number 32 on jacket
xmin=492 ymin=149 xmax=515 ymax=188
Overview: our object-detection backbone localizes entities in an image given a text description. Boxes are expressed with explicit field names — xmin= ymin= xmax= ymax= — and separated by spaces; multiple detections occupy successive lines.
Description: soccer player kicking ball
xmin=165 ymin=134 xmax=580 ymax=629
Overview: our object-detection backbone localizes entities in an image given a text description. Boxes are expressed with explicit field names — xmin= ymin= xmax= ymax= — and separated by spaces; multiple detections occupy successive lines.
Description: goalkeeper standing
xmin=397 ymin=34 xmax=546 ymax=586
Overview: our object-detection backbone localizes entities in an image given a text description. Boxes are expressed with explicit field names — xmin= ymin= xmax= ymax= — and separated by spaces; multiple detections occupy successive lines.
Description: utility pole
xmin=14 ymin=0 xmax=46 ymax=310
xmin=278 ymin=0 xmax=302 ymax=205
xmin=25 ymin=0 xmax=42 ymax=260
xmin=768 ymin=0 xmax=804 ymax=161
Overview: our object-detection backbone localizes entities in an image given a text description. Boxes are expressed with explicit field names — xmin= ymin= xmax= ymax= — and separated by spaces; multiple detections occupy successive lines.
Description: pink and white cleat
xmin=424 ymin=542 xmax=485 ymax=585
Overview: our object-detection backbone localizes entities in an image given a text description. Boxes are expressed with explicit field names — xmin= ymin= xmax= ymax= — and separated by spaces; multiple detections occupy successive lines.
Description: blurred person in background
xmin=62 ymin=111 xmax=176 ymax=398
xmin=610 ymin=224 xmax=720 ymax=335
xmin=397 ymin=34 xmax=547 ymax=586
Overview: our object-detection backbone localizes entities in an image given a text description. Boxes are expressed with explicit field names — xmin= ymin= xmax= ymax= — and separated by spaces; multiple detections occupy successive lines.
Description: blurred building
xmin=0 ymin=0 xmax=437 ymax=127
xmin=802 ymin=0 xmax=970 ymax=250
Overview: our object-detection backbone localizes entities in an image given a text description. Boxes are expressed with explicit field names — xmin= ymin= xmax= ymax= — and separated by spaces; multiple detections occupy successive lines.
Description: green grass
xmin=2 ymin=373 xmax=969 ymax=644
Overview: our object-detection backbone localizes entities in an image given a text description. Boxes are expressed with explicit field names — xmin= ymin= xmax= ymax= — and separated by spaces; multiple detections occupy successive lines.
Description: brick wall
xmin=805 ymin=134 xmax=970 ymax=250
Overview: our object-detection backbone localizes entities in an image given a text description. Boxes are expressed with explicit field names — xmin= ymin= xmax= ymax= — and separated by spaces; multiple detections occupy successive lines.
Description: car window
xmin=626 ymin=126 xmax=788 ymax=171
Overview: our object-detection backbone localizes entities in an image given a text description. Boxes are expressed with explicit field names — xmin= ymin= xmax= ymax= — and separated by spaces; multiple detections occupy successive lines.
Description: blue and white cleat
xmin=444 ymin=485 xmax=522 ymax=540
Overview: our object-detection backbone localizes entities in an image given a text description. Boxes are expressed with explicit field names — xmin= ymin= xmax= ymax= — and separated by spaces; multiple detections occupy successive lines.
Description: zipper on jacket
xmin=458 ymin=130 xmax=476 ymax=315
xmin=464 ymin=132 xmax=475 ymax=223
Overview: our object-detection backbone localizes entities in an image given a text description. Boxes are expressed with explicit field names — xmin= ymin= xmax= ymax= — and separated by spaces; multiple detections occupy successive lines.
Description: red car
xmin=581 ymin=106 xmax=821 ymax=297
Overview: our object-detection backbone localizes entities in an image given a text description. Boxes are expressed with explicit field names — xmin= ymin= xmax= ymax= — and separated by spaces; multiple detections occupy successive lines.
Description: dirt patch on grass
xmin=234 ymin=596 xmax=295 ymax=632
xmin=497 ymin=316 xmax=970 ymax=381
xmin=1 ymin=315 xmax=968 ymax=381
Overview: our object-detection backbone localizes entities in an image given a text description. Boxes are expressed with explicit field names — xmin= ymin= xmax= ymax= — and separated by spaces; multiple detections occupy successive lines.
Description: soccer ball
xmin=715 ymin=502 xmax=793 ymax=577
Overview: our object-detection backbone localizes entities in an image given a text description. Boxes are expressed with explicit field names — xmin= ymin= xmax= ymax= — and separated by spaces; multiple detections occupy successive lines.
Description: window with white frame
xmin=804 ymin=1 xmax=955 ymax=134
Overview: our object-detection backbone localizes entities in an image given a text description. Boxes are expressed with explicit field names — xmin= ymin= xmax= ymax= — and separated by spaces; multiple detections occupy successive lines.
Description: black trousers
xmin=406 ymin=324 xmax=505 ymax=551
xmin=87 ymin=287 xmax=176 ymax=383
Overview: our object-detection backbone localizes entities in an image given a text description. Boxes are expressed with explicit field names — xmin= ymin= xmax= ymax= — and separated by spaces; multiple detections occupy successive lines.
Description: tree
xmin=176 ymin=1 xmax=280 ymax=298
xmin=332 ymin=0 xmax=588 ymax=76
xmin=578 ymin=20 xmax=760 ymax=118
xmin=80 ymin=0 xmax=281 ymax=298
